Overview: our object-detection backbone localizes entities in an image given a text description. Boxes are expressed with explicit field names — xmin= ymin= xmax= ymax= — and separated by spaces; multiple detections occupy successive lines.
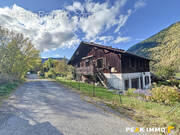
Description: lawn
xmin=56 ymin=77 xmax=180 ymax=134
xmin=176 ymin=73 xmax=180 ymax=78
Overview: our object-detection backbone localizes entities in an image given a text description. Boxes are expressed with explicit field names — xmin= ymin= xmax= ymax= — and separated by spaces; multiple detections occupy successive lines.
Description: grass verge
xmin=176 ymin=73 xmax=180 ymax=78
xmin=0 ymin=81 xmax=20 ymax=105
xmin=56 ymin=77 xmax=180 ymax=134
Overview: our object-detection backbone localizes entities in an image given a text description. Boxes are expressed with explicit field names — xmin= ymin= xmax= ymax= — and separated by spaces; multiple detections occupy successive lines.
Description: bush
xmin=45 ymin=69 xmax=56 ymax=78
xmin=0 ymin=81 xmax=19 ymax=96
xmin=168 ymin=79 xmax=180 ymax=88
xmin=155 ymin=66 xmax=175 ymax=80
xmin=158 ymin=79 xmax=180 ymax=87
xmin=37 ymin=71 xmax=44 ymax=77
xmin=146 ymin=85 xmax=180 ymax=106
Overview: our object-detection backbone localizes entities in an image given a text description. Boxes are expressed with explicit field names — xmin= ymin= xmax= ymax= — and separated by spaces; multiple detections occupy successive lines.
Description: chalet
xmin=68 ymin=41 xmax=151 ymax=90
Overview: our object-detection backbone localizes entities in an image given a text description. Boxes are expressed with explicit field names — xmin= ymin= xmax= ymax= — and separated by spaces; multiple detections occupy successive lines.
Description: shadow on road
xmin=0 ymin=74 xmax=136 ymax=135
xmin=0 ymin=113 xmax=63 ymax=135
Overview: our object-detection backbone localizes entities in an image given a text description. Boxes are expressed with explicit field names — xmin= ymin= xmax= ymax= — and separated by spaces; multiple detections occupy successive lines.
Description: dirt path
xmin=0 ymin=74 xmax=138 ymax=135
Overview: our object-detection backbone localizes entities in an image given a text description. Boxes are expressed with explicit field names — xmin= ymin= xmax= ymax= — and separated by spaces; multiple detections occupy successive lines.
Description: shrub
xmin=146 ymin=85 xmax=180 ymax=106
xmin=41 ymin=58 xmax=74 ymax=79
xmin=155 ymin=66 xmax=175 ymax=80
xmin=168 ymin=79 xmax=180 ymax=87
xmin=37 ymin=71 xmax=44 ymax=77
xmin=45 ymin=69 xmax=56 ymax=78
xmin=158 ymin=79 xmax=180 ymax=87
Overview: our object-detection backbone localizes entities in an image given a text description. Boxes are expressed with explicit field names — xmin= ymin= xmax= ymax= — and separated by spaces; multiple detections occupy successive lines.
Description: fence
xmin=58 ymin=77 xmax=123 ymax=105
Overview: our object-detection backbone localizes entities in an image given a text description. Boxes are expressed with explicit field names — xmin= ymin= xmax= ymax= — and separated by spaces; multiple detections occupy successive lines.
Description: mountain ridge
xmin=41 ymin=58 xmax=68 ymax=63
xmin=128 ymin=21 xmax=180 ymax=72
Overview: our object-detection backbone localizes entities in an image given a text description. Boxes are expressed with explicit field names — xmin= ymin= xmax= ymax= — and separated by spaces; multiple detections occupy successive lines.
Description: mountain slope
xmin=128 ymin=22 xmax=180 ymax=72
xmin=41 ymin=58 xmax=68 ymax=63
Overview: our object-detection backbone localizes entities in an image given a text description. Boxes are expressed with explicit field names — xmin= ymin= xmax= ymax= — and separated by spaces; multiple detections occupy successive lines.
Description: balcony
xmin=75 ymin=66 xmax=94 ymax=75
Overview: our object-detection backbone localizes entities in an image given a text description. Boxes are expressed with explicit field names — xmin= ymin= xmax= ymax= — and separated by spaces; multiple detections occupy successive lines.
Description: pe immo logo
xmin=126 ymin=126 xmax=175 ymax=134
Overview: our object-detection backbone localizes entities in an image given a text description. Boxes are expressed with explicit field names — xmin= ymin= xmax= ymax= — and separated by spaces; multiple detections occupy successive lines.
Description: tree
xmin=40 ymin=58 xmax=74 ymax=79
xmin=0 ymin=27 xmax=40 ymax=81
xmin=42 ymin=58 xmax=54 ymax=72
xmin=155 ymin=65 xmax=176 ymax=80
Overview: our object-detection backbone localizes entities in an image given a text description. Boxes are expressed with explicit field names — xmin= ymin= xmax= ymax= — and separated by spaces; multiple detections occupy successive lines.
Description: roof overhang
xmin=68 ymin=41 xmax=153 ymax=65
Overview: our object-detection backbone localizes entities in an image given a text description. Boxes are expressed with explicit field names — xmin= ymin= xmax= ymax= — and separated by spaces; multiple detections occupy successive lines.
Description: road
xmin=0 ymin=74 xmax=138 ymax=135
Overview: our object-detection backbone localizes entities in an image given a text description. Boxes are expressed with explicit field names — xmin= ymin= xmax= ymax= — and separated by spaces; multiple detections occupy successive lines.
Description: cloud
xmin=79 ymin=0 xmax=129 ymax=39
xmin=98 ymin=36 xmax=114 ymax=43
xmin=115 ymin=9 xmax=131 ymax=33
xmin=134 ymin=0 xmax=146 ymax=10
xmin=114 ymin=36 xmax=130 ymax=43
xmin=66 ymin=1 xmax=84 ymax=12
xmin=0 ymin=5 xmax=79 ymax=51
xmin=0 ymin=0 xmax=135 ymax=52
xmin=36 ymin=30 xmax=79 ymax=51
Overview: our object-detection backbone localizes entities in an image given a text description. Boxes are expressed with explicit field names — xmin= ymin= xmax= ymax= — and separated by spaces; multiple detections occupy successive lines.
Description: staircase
xmin=95 ymin=70 xmax=112 ymax=89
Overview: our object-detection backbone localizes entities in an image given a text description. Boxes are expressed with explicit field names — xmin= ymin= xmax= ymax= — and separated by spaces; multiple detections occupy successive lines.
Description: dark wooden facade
xmin=68 ymin=42 xmax=150 ymax=76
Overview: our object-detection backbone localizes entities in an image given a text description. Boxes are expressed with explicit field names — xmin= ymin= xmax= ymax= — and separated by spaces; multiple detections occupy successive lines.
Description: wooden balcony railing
xmin=75 ymin=66 xmax=94 ymax=75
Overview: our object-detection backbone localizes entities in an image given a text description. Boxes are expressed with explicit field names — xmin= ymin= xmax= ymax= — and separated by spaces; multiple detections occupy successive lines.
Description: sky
xmin=0 ymin=0 xmax=179 ymax=59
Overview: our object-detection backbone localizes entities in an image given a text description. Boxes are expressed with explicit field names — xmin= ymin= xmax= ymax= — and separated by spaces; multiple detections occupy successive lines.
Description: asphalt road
xmin=0 ymin=74 xmax=138 ymax=135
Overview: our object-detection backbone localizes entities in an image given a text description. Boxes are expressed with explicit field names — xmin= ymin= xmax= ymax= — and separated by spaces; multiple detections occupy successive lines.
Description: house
xmin=68 ymin=41 xmax=151 ymax=90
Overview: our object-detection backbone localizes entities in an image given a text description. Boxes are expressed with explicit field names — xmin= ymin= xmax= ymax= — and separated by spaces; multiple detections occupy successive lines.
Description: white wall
xmin=104 ymin=72 xmax=151 ymax=90
xmin=121 ymin=72 xmax=151 ymax=90
xmin=104 ymin=73 xmax=123 ymax=89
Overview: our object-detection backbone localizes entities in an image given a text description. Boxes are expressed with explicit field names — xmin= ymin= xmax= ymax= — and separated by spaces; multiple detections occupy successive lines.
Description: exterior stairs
xmin=95 ymin=70 xmax=112 ymax=89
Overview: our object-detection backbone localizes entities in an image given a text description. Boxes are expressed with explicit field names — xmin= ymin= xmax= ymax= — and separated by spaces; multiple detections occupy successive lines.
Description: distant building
xmin=68 ymin=41 xmax=151 ymax=90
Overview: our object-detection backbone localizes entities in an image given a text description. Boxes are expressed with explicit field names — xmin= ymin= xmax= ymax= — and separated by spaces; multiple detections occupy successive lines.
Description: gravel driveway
xmin=0 ymin=74 xmax=138 ymax=135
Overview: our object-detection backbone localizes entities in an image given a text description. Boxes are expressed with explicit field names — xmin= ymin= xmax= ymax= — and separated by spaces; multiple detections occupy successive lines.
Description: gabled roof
xmin=68 ymin=41 xmax=151 ymax=65
xmin=82 ymin=41 xmax=125 ymax=53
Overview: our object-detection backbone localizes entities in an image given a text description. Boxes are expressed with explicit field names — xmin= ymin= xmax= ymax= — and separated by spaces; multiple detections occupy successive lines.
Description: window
xmin=97 ymin=59 xmax=103 ymax=68
xmin=77 ymin=63 xmax=80 ymax=67
xmin=131 ymin=78 xmax=139 ymax=89
xmin=85 ymin=61 xmax=90 ymax=67
xmin=145 ymin=76 xmax=149 ymax=85
xmin=81 ymin=62 xmax=84 ymax=67
xmin=124 ymin=80 xmax=129 ymax=90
